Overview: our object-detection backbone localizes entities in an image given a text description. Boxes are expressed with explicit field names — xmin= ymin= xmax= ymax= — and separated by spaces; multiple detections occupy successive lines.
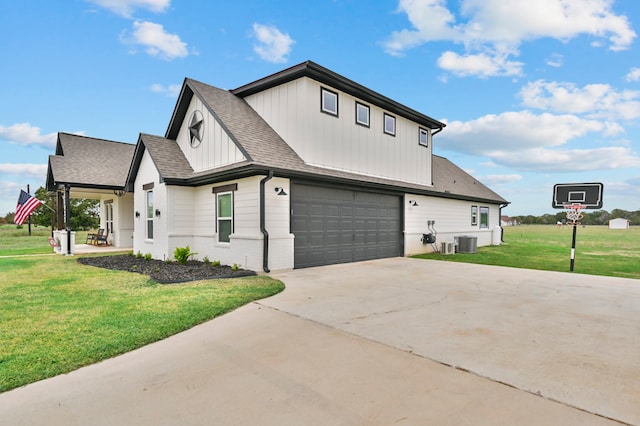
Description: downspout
xmin=430 ymin=126 xmax=444 ymax=186
xmin=260 ymin=171 xmax=274 ymax=273
xmin=499 ymin=203 xmax=509 ymax=242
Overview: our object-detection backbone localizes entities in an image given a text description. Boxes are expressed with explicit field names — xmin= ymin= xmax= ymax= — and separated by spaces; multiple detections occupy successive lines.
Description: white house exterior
xmin=48 ymin=61 xmax=508 ymax=270
xmin=609 ymin=218 xmax=630 ymax=229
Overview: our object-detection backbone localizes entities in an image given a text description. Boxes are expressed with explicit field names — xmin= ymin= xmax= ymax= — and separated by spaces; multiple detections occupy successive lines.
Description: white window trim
xmin=355 ymin=102 xmax=370 ymax=127
xmin=146 ymin=190 xmax=154 ymax=240
xmin=480 ymin=206 xmax=489 ymax=229
xmin=321 ymin=87 xmax=338 ymax=116
xmin=217 ymin=191 xmax=233 ymax=244
xmin=384 ymin=113 xmax=396 ymax=136
xmin=419 ymin=127 xmax=429 ymax=147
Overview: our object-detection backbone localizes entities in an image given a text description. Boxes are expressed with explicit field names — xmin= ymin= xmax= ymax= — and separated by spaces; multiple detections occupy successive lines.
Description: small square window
xmin=321 ymin=88 xmax=338 ymax=116
xmin=384 ymin=113 xmax=396 ymax=136
xmin=419 ymin=128 xmax=429 ymax=147
xmin=355 ymin=102 xmax=370 ymax=127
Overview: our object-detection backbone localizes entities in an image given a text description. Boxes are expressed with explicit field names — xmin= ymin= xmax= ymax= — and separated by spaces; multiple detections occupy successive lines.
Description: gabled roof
xmin=231 ymin=61 xmax=446 ymax=131
xmin=46 ymin=133 xmax=135 ymax=191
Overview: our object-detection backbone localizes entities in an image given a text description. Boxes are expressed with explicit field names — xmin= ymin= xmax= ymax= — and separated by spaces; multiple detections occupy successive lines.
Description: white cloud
xmin=0 ymin=123 xmax=57 ymax=148
xmin=124 ymin=21 xmax=188 ymax=60
xmin=519 ymin=80 xmax=640 ymax=120
xmin=490 ymin=146 xmax=640 ymax=172
xmin=437 ymin=110 xmax=640 ymax=172
xmin=626 ymin=67 xmax=640 ymax=82
xmin=0 ymin=163 xmax=48 ymax=177
xmin=252 ymin=23 xmax=294 ymax=64
xmin=440 ymin=111 xmax=606 ymax=154
xmin=480 ymin=174 xmax=523 ymax=185
xmin=86 ymin=0 xmax=169 ymax=18
xmin=384 ymin=0 xmax=636 ymax=77
xmin=437 ymin=49 xmax=523 ymax=78
xmin=150 ymin=83 xmax=181 ymax=97
xmin=545 ymin=53 xmax=563 ymax=68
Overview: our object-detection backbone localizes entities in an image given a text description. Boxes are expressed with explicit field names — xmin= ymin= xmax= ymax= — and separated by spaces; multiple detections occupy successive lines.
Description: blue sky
xmin=1 ymin=0 xmax=639 ymax=217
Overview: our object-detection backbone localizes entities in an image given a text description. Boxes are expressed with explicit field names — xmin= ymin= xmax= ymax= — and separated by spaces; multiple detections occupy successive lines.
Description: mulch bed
xmin=78 ymin=254 xmax=256 ymax=284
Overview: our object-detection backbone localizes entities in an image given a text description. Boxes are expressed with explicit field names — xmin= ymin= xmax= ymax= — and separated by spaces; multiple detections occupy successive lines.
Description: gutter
xmin=260 ymin=171 xmax=274 ymax=273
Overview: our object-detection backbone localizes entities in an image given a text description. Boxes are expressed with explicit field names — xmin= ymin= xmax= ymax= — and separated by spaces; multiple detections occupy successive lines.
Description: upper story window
xmin=321 ymin=88 xmax=338 ymax=116
xmin=384 ymin=113 xmax=396 ymax=136
xmin=355 ymin=102 xmax=370 ymax=127
xmin=419 ymin=128 xmax=429 ymax=147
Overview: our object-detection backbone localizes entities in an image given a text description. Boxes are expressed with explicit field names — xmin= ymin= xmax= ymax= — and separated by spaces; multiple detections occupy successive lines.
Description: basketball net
xmin=563 ymin=203 xmax=586 ymax=224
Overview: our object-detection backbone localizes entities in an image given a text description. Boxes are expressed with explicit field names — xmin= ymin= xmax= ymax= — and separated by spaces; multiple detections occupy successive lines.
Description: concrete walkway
xmin=1 ymin=258 xmax=638 ymax=425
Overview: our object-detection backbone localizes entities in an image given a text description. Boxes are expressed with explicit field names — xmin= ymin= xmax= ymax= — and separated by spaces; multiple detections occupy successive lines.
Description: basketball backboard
xmin=552 ymin=183 xmax=603 ymax=209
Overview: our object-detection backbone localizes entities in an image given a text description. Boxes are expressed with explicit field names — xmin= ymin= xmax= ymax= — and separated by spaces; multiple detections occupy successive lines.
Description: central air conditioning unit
xmin=440 ymin=242 xmax=454 ymax=255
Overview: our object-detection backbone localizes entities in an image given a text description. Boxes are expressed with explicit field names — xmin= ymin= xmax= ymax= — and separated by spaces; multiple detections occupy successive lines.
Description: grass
xmin=0 ymin=226 xmax=285 ymax=393
xmin=413 ymin=225 xmax=640 ymax=280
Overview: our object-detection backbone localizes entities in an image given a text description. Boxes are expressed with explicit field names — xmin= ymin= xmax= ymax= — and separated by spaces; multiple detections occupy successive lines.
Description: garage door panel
xmin=292 ymin=183 xmax=401 ymax=268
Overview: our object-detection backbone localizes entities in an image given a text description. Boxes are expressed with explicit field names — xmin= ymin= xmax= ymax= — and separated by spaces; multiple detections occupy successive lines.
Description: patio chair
xmin=96 ymin=229 xmax=109 ymax=246
xmin=86 ymin=229 xmax=104 ymax=245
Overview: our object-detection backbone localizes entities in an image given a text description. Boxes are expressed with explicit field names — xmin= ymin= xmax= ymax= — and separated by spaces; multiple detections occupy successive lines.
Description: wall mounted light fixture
xmin=409 ymin=200 xmax=419 ymax=206
xmin=274 ymin=187 xmax=287 ymax=196
xmin=135 ymin=211 xmax=140 ymax=218
xmin=155 ymin=209 xmax=161 ymax=217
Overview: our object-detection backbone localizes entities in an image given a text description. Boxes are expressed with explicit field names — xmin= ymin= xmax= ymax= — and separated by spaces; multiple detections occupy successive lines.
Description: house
xmin=609 ymin=218 xmax=630 ymax=229
xmin=47 ymin=61 xmax=508 ymax=270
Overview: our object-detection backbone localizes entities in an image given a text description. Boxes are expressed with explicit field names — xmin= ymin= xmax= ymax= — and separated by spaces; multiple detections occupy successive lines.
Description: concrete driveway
xmin=1 ymin=258 xmax=638 ymax=425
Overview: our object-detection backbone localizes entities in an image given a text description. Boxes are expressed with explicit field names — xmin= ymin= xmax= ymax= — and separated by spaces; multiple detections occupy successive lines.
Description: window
xmin=419 ymin=128 xmax=429 ymax=147
xmin=217 ymin=192 xmax=233 ymax=243
xmin=105 ymin=201 xmax=114 ymax=234
xmin=471 ymin=206 xmax=478 ymax=226
xmin=321 ymin=88 xmax=338 ymax=116
xmin=384 ymin=113 xmax=396 ymax=136
xmin=355 ymin=102 xmax=370 ymax=127
xmin=146 ymin=190 xmax=154 ymax=239
xmin=480 ymin=206 xmax=489 ymax=229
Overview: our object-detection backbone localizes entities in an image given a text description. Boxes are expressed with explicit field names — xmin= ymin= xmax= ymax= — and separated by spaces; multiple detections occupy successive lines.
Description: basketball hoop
xmin=563 ymin=203 xmax=586 ymax=224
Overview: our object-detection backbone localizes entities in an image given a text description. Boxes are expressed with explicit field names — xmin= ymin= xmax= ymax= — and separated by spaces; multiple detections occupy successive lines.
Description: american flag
xmin=15 ymin=190 xmax=42 ymax=225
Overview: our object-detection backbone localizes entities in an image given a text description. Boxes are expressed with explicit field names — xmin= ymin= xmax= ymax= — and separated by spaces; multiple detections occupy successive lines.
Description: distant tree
xmin=4 ymin=212 xmax=15 ymax=224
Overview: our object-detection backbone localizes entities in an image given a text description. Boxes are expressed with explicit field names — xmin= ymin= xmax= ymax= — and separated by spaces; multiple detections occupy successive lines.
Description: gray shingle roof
xmin=47 ymin=133 xmax=135 ymax=190
xmin=138 ymin=133 xmax=194 ymax=180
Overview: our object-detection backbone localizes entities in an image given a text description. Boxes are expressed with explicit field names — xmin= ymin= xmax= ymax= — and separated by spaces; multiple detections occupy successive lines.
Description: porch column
xmin=57 ymin=191 xmax=64 ymax=230
xmin=65 ymin=184 xmax=71 ymax=256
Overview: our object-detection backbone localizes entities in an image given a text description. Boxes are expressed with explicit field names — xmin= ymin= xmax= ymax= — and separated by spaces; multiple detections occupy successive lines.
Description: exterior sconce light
xmin=113 ymin=189 xmax=126 ymax=197
xmin=409 ymin=200 xmax=418 ymax=206
xmin=135 ymin=211 xmax=140 ymax=218
xmin=274 ymin=187 xmax=287 ymax=196
xmin=155 ymin=209 xmax=161 ymax=217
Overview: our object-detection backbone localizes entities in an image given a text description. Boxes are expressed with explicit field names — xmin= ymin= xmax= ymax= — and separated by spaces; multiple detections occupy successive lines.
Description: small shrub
xmin=211 ymin=260 xmax=221 ymax=267
xmin=202 ymin=256 xmax=210 ymax=264
xmin=144 ymin=253 xmax=152 ymax=261
xmin=136 ymin=251 xmax=143 ymax=259
xmin=232 ymin=263 xmax=240 ymax=271
xmin=174 ymin=246 xmax=196 ymax=265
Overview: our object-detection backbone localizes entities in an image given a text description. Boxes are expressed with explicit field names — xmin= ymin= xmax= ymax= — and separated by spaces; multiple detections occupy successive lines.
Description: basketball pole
xmin=570 ymin=221 xmax=577 ymax=272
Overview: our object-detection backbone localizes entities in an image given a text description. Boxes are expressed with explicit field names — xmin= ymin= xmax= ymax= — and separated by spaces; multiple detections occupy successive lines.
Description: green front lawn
xmin=0 ymin=254 xmax=284 ymax=393
xmin=414 ymin=225 xmax=640 ymax=279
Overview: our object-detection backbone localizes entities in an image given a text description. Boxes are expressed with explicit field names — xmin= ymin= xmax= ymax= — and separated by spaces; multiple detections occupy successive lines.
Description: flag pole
xmin=27 ymin=185 xmax=32 ymax=236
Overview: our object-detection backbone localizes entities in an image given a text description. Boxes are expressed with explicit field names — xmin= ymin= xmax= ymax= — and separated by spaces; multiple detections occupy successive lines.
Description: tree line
xmin=510 ymin=209 xmax=640 ymax=226
xmin=2 ymin=186 xmax=99 ymax=230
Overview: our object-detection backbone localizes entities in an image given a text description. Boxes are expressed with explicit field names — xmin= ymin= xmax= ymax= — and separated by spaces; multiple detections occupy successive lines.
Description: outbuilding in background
xmin=609 ymin=218 xmax=630 ymax=229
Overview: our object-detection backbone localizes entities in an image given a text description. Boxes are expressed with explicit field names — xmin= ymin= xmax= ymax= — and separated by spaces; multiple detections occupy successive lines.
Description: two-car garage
xmin=291 ymin=182 xmax=403 ymax=268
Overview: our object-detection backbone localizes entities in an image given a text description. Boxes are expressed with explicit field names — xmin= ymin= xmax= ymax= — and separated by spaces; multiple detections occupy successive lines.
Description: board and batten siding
xmin=175 ymin=95 xmax=246 ymax=173
xmin=404 ymin=195 xmax=501 ymax=255
xmin=243 ymin=77 xmax=433 ymax=186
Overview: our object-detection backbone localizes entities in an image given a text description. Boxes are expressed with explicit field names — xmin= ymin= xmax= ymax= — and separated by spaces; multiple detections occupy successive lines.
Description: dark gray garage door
xmin=291 ymin=183 xmax=402 ymax=268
